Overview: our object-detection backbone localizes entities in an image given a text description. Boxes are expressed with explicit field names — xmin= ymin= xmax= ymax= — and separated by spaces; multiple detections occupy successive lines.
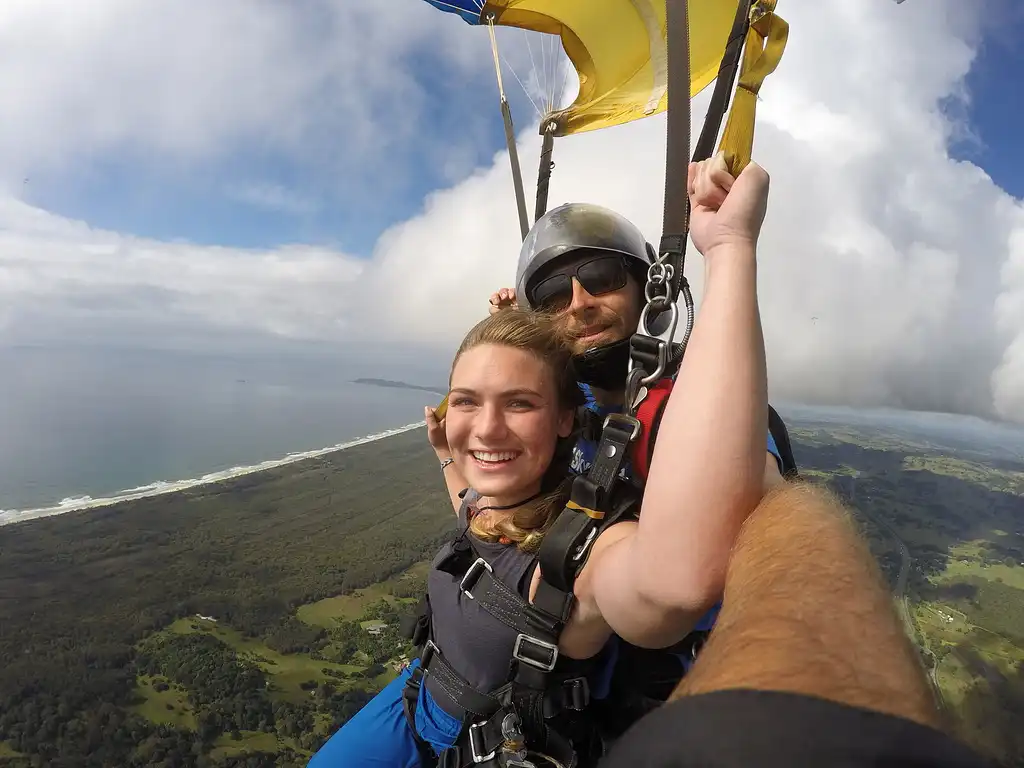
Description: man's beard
xmin=555 ymin=308 xmax=625 ymax=355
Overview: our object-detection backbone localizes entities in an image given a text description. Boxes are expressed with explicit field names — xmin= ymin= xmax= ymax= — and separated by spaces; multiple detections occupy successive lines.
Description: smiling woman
xmin=444 ymin=309 xmax=582 ymax=548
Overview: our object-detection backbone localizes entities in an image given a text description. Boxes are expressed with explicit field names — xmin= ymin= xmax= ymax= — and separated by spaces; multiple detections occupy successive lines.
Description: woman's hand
xmin=488 ymin=288 xmax=518 ymax=315
xmin=688 ymin=152 xmax=770 ymax=260
xmin=424 ymin=405 xmax=450 ymax=459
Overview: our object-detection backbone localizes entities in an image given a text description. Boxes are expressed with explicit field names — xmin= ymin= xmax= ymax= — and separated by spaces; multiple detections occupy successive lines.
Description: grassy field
xmin=131 ymin=675 xmax=197 ymax=729
xmin=0 ymin=742 xmax=23 ymax=759
xmin=128 ymin=556 xmax=429 ymax=762
xmin=208 ymin=731 xmax=280 ymax=761
xmin=941 ymin=542 xmax=1024 ymax=589
xmin=903 ymin=455 xmax=1024 ymax=495
xmin=788 ymin=425 xmax=940 ymax=455
xmin=297 ymin=561 xmax=427 ymax=629
xmin=298 ymin=587 xmax=406 ymax=629
xmin=159 ymin=617 xmax=365 ymax=703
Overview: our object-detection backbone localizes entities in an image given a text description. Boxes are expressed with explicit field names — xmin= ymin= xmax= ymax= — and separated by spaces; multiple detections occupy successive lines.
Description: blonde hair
xmin=449 ymin=309 xmax=582 ymax=552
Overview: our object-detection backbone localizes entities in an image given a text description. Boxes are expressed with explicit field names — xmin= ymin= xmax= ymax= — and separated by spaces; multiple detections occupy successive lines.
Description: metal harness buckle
xmin=601 ymin=412 xmax=641 ymax=442
xmin=512 ymin=633 xmax=559 ymax=672
xmin=460 ymin=557 xmax=493 ymax=600
xmin=468 ymin=721 xmax=498 ymax=764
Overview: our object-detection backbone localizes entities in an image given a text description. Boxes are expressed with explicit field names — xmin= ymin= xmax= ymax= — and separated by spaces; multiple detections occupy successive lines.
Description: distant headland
xmin=352 ymin=378 xmax=447 ymax=396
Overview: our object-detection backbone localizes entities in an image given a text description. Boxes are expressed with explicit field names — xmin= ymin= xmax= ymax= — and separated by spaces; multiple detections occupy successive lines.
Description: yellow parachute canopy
xmin=483 ymin=0 xmax=785 ymax=138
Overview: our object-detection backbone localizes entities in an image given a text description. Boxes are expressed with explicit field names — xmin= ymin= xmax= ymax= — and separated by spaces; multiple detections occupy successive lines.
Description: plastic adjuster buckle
xmin=460 ymin=557 xmax=492 ymax=600
xmin=513 ymin=633 xmax=558 ymax=672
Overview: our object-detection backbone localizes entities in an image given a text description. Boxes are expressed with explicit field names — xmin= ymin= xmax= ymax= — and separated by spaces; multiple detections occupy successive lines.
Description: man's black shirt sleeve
xmin=598 ymin=689 xmax=992 ymax=768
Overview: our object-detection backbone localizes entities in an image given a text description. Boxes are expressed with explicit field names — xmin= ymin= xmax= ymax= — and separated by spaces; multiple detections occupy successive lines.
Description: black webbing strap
xmin=661 ymin=0 xmax=752 ymax=305
xmin=414 ymin=640 xmax=502 ymax=719
xmin=693 ymin=0 xmax=754 ymax=164
xmin=660 ymin=0 xmax=693 ymax=303
xmin=537 ymin=413 xmax=640 ymax=594
xmin=460 ymin=557 xmax=573 ymax=651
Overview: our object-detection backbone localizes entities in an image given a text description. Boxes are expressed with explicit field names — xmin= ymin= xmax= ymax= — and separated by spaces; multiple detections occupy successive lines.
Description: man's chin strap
xmin=573 ymin=339 xmax=631 ymax=391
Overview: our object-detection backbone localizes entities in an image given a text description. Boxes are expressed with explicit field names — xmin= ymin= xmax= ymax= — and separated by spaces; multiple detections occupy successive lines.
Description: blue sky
xmin=949 ymin=1 xmax=1024 ymax=199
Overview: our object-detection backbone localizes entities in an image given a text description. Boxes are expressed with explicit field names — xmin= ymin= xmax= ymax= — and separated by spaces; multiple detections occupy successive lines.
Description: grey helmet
xmin=514 ymin=203 xmax=661 ymax=391
xmin=515 ymin=202 xmax=655 ymax=310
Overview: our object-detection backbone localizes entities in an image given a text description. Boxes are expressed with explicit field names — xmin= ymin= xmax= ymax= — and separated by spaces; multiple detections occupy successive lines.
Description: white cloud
xmin=0 ymin=0 xmax=497 ymax=188
xmin=224 ymin=183 xmax=320 ymax=217
xmin=1 ymin=0 xmax=1023 ymax=426
xmin=0 ymin=195 xmax=364 ymax=343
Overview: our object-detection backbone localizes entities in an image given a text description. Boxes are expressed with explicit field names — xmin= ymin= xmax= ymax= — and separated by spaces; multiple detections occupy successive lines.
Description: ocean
xmin=0 ymin=345 xmax=440 ymax=518
xmin=3 ymin=344 xmax=1022 ymax=527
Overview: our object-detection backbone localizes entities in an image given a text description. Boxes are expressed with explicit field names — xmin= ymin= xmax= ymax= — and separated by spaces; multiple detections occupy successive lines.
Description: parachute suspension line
xmin=545 ymin=34 xmax=560 ymax=113
xmin=500 ymin=53 xmax=543 ymax=119
xmin=523 ymin=29 xmax=543 ymax=110
xmin=486 ymin=14 xmax=530 ymax=240
xmin=534 ymin=122 xmax=556 ymax=222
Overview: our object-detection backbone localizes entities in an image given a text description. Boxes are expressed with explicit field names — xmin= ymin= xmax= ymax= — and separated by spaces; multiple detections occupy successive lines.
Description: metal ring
xmin=645 ymin=281 xmax=671 ymax=304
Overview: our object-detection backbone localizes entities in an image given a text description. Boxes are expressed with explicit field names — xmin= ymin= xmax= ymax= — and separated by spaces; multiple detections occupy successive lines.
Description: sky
xmin=1 ymin=0 xmax=1023 ymax=425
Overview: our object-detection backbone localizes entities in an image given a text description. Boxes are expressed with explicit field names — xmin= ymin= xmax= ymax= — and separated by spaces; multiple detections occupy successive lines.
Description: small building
xmin=361 ymin=620 xmax=388 ymax=636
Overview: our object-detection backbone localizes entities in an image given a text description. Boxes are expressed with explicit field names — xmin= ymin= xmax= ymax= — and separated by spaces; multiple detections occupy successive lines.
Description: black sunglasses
xmin=529 ymin=255 xmax=629 ymax=311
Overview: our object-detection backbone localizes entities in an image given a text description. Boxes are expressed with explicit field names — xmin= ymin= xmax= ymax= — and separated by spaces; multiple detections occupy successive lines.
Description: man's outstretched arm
xmin=674 ymin=480 xmax=939 ymax=726
xmin=596 ymin=482 xmax=990 ymax=768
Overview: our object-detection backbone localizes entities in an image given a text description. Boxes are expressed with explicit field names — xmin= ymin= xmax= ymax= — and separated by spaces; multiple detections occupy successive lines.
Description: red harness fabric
xmin=632 ymin=377 xmax=674 ymax=483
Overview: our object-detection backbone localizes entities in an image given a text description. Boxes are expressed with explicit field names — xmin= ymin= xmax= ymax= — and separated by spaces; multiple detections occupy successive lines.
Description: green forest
xmin=0 ymin=419 xmax=1022 ymax=766
xmin=0 ymin=428 xmax=451 ymax=767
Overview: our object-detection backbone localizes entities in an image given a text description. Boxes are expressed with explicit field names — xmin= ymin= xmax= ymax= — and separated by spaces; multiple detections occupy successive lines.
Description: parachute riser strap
xmin=485 ymin=13 xmax=530 ymax=240
xmin=659 ymin=0 xmax=691 ymax=307
xmin=534 ymin=122 xmax=557 ymax=223
xmin=625 ymin=0 xmax=692 ymax=408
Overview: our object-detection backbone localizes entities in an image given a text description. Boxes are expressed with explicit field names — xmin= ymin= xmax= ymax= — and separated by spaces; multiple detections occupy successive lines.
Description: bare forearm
xmin=634 ymin=248 xmax=768 ymax=608
xmin=674 ymin=482 xmax=941 ymax=729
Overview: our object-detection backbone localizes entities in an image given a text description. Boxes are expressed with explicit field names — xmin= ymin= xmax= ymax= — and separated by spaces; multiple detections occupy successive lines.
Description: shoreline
xmin=2 ymin=403 xmax=1020 ymax=530
xmin=0 ymin=420 xmax=426 ymax=528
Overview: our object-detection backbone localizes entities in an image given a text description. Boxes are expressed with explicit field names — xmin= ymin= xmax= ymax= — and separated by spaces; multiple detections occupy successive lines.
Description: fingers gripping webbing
xmin=719 ymin=1 xmax=789 ymax=176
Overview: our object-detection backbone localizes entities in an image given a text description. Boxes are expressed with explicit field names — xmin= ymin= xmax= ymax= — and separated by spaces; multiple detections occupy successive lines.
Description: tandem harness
xmin=400 ymin=415 xmax=644 ymax=768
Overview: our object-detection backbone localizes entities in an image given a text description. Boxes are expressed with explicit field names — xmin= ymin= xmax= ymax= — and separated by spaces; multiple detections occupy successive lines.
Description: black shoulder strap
xmin=537 ymin=413 xmax=640 ymax=593
xmin=768 ymin=404 xmax=799 ymax=476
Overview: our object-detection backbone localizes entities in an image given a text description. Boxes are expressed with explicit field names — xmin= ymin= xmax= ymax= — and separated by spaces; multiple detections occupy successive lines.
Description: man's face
xmin=529 ymin=251 xmax=643 ymax=355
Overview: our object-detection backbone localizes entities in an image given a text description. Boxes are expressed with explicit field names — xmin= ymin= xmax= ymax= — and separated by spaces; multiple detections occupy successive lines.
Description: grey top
xmin=424 ymin=490 xmax=537 ymax=719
